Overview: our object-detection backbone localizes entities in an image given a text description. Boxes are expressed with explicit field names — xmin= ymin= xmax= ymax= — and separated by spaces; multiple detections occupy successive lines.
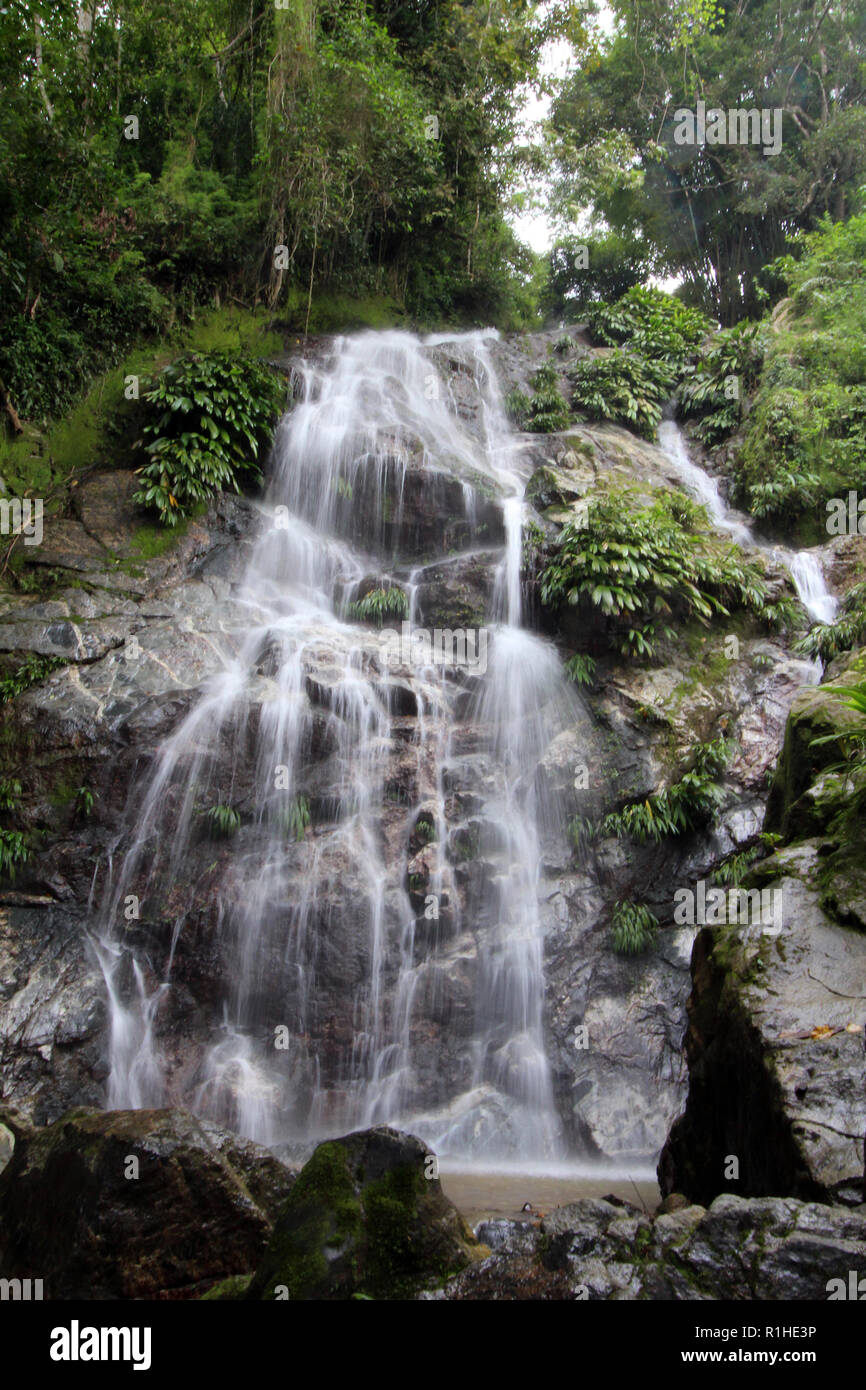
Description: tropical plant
xmin=347 ymin=586 xmax=409 ymax=624
xmin=0 ymin=778 xmax=27 ymax=881
xmin=204 ymin=804 xmax=241 ymax=838
xmin=525 ymin=363 xmax=570 ymax=433
xmin=599 ymin=736 xmax=730 ymax=844
xmin=678 ymin=321 xmax=766 ymax=445
xmin=796 ymin=581 xmax=866 ymax=664
xmin=610 ymin=900 xmax=658 ymax=955
xmin=711 ymin=832 xmax=781 ymax=886
xmin=565 ymin=653 xmax=597 ymax=687
xmin=568 ymin=813 xmax=601 ymax=852
xmin=504 ymin=388 xmax=531 ymax=428
xmin=540 ymin=490 xmax=772 ymax=660
xmin=568 ymin=349 xmax=674 ymax=439
xmin=0 ymin=829 xmax=28 ymax=881
xmin=0 ymin=655 xmax=66 ymax=703
xmin=279 ymin=795 xmax=311 ymax=842
xmin=134 ymin=352 xmax=286 ymax=525
xmin=586 ymin=287 xmax=709 ymax=368
xmin=414 ymin=814 xmax=437 ymax=844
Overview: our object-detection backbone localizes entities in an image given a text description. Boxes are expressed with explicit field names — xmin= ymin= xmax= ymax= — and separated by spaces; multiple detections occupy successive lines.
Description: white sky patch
xmin=509 ymin=4 xmax=617 ymax=254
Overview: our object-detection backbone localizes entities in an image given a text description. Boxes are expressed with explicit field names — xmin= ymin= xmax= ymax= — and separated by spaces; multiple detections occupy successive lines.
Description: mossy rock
xmin=246 ymin=1126 xmax=485 ymax=1301
xmin=764 ymin=682 xmax=863 ymax=839
xmin=200 ymin=1273 xmax=254 ymax=1300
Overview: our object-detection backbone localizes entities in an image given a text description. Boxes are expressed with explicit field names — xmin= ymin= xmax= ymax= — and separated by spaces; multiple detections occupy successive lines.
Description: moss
xmin=127 ymin=507 xmax=205 ymax=562
xmin=277 ymin=287 xmax=406 ymax=335
xmin=248 ymin=1133 xmax=480 ymax=1301
xmin=253 ymin=1141 xmax=362 ymax=1300
xmin=0 ymin=305 xmax=282 ymax=506
xmin=200 ymin=1273 xmax=253 ymax=1300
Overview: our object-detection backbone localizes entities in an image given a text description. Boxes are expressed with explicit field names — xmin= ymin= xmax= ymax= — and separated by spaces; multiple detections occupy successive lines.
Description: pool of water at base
xmin=438 ymin=1162 xmax=661 ymax=1227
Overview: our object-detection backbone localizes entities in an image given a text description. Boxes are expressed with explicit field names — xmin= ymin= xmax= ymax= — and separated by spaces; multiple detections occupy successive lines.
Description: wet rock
xmin=474 ymin=1218 xmax=541 ymax=1256
xmin=660 ymin=657 xmax=866 ymax=1208
xmin=437 ymin=1193 xmax=866 ymax=1300
xmin=246 ymin=1126 xmax=484 ymax=1300
xmin=659 ymin=900 xmax=866 ymax=1206
xmin=71 ymin=470 xmax=142 ymax=555
xmin=657 ymin=1192 xmax=691 ymax=1214
xmin=0 ymin=1106 xmax=296 ymax=1299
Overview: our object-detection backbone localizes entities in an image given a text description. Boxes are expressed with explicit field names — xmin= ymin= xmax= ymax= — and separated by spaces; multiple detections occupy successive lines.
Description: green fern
xmin=279 ymin=794 xmax=311 ymax=841
xmin=347 ymin=586 xmax=409 ymax=624
xmin=0 ymin=655 xmax=66 ymax=703
xmin=599 ymin=736 xmax=730 ymax=843
xmin=610 ymin=900 xmax=659 ymax=955
xmin=204 ymin=804 xmax=241 ymax=838
xmin=565 ymin=653 xmax=597 ymax=687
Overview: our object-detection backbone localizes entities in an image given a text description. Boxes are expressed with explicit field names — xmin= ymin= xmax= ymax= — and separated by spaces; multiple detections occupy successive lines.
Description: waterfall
xmin=658 ymin=420 xmax=838 ymax=626
xmin=93 ymin=330 xmax=573 ymax=1160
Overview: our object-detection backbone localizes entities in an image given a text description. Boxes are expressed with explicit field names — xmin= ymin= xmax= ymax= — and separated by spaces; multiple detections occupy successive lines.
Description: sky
xmin=509 ymin=3 xmax=617 ymax=254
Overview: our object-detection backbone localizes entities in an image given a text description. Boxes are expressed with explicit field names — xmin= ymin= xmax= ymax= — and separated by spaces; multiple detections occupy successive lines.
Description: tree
xmin=549 ymin=0 xmax=866 ymax=322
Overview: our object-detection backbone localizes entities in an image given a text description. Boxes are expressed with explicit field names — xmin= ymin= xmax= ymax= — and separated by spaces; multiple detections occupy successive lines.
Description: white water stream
xmin=93 ymin=331 xmax=574 ymax=1159
xmin=658 ymin=420 xmax=837 ymax=626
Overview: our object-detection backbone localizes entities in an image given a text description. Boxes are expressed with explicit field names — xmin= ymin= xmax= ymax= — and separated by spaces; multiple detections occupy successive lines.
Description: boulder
xmin=659 ymin=662 xmax=866 ymax=1208
xmin=246 ymin=1126 xmax=485 ymax=1300
xmin=658 ymin=870 xmax=866 ymax=1206
xmin=0 ymin=1106 xmax=295 ymax=1299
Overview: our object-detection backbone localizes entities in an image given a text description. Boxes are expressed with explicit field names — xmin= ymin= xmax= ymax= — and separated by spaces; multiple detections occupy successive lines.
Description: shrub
xmin=540 ymin=489 xmax=772 ymax=660
xmin=568 ymin=349 xmax=673 ymax=439
xmin=525 ymin=363 xmax=571 ymax=432
xmin=796 ymin=580 xmax=866 ymax=664
xmin=678 ymin=321 xmax=766 ymax=445
xmin=504 ymin=387 xmax=531 ymax=427
xmin=733 ymin=213 xmax=866 ymax=537
xmin=586 ymin=287 xmax=709 ymax=367
xmin=134 ymin=352 xmax=286 ymax=525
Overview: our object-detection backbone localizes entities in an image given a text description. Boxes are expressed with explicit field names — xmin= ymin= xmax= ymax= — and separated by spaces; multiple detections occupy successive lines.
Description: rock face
xmin=246 ymin=1126 xmax=484 ymax=1300
xmin=0 ymin=1106 xmax=296 ymax=1299
xmin=0 ymin=331 xmax=852 ymax=1169
xmin=432 ymin=1195 xmax=866 ymax=1300
xmin=660 ymin=659 xmax=866 ymax=1207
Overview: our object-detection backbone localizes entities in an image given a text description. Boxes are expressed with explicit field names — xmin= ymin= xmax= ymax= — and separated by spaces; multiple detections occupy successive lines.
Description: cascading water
xmin=93 ymin=330 xmax=574 ymax=1160
xmin=658 ymin=420 xmax=838 ymax=626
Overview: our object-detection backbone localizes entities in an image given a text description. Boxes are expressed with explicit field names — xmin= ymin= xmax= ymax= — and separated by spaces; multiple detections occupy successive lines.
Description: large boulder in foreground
xmin=0 ymin=1106 xmax=295 ymax=1299
xmin=246 ymin=1126 xmax=485 ymax=1300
